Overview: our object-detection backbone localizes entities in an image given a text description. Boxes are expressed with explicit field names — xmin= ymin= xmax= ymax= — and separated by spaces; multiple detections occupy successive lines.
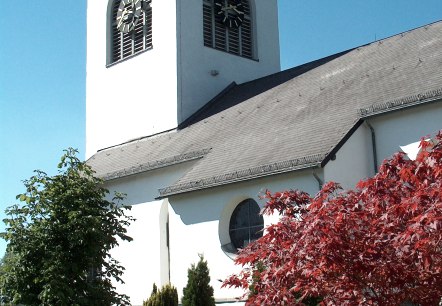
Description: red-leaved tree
xmin=224 ymin=132 xmax=442 ymax=305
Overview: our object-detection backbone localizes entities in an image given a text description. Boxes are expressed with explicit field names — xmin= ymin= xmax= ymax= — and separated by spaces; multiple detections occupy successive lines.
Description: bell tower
xmin=86 ymin=0 xmax=280 ymax=157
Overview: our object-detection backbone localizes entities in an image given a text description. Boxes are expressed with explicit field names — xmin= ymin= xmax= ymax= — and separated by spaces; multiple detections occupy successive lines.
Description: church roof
xmin=87 ymin=21 xmax=442 ymax=197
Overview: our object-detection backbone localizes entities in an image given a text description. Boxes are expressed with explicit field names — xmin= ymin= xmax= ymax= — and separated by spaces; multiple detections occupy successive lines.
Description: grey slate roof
xmin=87 ymin=21 xmax=442 ymax=197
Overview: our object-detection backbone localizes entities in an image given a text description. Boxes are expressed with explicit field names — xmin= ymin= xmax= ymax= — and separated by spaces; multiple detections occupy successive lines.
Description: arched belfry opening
xmin=202 ymin=0 xmax=256 ymax=59
xmin=107 ymin=0 xmax=153 ymax=65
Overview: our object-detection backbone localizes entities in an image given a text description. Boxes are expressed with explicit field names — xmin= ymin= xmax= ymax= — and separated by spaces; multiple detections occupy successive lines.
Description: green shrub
xmin=182 ymin=255 xmax=215 ymax=306
xmin=143 ymin=283 xmax=178 ymax=306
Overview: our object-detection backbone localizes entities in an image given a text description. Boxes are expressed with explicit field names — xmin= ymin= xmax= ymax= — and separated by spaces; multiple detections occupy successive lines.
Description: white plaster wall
xmin=177 ymin=0 xmax=281 ymax=122
xmin=104 ymin=159 xmax=199 ymax=205
xmin=111 ymin=200 xmax=164 ymax=306
xmin=86 ymin=0 xmax=281 ymax=158
xmin=104 ymin=162 xmax=198 ymax=305
xmin=367 ymin=102 xmax=442 ymax=167
xmin=168 ymin=169 xmax=321 ymax=301
xmin=324 ymin=102 xmax=442 ymax=191
xmin=86 ymin=0 xmax=178 ymax=158
xmin=324 ymin=124 xmax=374 ymax=190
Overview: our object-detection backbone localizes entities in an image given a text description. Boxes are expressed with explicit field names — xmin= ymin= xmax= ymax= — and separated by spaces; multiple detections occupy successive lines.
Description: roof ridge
xmin=367 ymin=19 xmax=442 ymax=46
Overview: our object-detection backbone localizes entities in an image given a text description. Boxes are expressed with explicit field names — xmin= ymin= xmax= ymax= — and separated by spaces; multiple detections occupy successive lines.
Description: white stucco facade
xmin=105 ymin=161 xmax=196 ymax=305
xmin=324 ymin=102 xmax=442 ymax=192
xmin=104 ymin=102 xmax=441 ymax=305
xmin=85 ymin=0 xmax=442 ymax=304
xmin=86 ymin=0 xmax=179 ymax=157
xmin=176 ymin=0 xmax=280 ymax=122
xmin=324 ymin=124 xmax=375 ymax=190
xmin=366 ymin=102 xmax=442 ymax=168
xmin=107 ymin=168 xmax=321 ymax=305
xmin=86 ymin=0 xmax=280 ymax=158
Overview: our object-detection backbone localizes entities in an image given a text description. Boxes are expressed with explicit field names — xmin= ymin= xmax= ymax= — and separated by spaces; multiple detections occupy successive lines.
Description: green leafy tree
xmin=182 ymin=255 xmax=215 ymax=306
xmin=143 ymin=283 xmax=178 ymax=306
xmin=0 ymin=254 xmax=8 ymax=303
xmin=0 ymin=148 xmax=134 ymax=305
xmin=0 ymin=251 xmax=18 ymax=303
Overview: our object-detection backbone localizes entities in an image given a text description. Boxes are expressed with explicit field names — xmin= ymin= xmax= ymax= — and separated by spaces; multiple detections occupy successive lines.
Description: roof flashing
xmin=358 ymin=88 xmax=442 ymax=118
xmin=99 ymin=148 xmax=211 ymax=181
xmin=158 ymin=153 xmax=325 ymax=197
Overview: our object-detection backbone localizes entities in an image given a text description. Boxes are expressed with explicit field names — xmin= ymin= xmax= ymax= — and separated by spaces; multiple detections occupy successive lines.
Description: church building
xmin=85 ymin=0 xmax=442 ymax=304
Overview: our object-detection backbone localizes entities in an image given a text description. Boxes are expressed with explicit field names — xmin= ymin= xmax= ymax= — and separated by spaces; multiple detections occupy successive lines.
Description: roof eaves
xmin=99 ymin=148 xmax=212 ymax=181
xmin=358 ymin=88 xmax=442 ymax=118
xmin=157 ymin=153 xmax=325 ymax=198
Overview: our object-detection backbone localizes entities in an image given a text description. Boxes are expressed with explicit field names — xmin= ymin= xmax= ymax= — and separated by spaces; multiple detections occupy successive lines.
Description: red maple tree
xmin=224 ymin=132 xmax=442 ymax=305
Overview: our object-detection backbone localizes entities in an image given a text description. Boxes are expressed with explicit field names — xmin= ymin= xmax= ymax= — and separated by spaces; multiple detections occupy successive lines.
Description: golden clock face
xmin=214 ymin=0 xmax=244 ymax=28
xmin=116 ymin=0 xmax=143 ymax=33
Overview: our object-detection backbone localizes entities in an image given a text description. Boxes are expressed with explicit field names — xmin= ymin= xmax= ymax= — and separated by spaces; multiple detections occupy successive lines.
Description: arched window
xmin=202 ymin=0 xmax=254 ymax=59
xmin=109 ymin=0 xmax=153 ymax=65
xmin=229 ymin=199 xmax=263 ymax=249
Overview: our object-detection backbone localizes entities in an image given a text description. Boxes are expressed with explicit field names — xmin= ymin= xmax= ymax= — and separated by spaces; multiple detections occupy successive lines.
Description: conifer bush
xmin=143 ymin=283 xmax=178 ymax=306
xmin=182 ymin=255 xmax=215 ymax=306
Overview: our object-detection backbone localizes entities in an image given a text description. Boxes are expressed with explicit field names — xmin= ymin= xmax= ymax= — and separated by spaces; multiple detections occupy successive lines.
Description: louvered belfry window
xmin=110 ymin=0 xmax=153 ymax=64
xmin=203 ymin=0 xmax=254 ymax=59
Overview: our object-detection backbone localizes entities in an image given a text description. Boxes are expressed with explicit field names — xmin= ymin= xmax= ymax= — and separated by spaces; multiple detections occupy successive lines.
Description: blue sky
xmin=0 ymin=0 xmax=441 ymax=257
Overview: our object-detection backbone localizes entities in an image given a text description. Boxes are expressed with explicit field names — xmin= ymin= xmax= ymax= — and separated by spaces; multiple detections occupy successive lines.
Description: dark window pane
xmin=250 ymin=225 xmax=264 ymax=241
xmin=229 ymin=201 xmax=249 ymax=229
xmin=229 ymin=199 xmax=264 ymax=249
xmin=230 ymin=228 xmax=249 ymax=249
xmin=249 ymin=201 xmax=262 ymax=226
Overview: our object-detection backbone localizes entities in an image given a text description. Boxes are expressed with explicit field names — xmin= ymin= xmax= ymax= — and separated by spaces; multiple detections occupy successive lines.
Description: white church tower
xmin=86 ymin=0 xmax=280 ymax=157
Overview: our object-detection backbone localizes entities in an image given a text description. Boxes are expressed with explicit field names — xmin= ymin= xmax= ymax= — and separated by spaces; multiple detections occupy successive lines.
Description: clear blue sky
xmin=0 ymin=0 xmax=441 ymax=257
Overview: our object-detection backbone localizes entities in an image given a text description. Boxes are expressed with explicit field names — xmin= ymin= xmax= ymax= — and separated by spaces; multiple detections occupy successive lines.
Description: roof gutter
xmin=358 ymin=88 xmax=442 ymax=118
xmin=98 ymin=149 xmax=212 ymax=181
xmin=157 ymin=154 xmax=324 ymax=199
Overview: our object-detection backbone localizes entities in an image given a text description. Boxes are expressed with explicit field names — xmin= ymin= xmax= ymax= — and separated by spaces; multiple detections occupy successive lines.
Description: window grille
xmin=203 ymin=0 xmax=254 ymax=59
xmin=110 ymin=0 xmax=153 ymax=64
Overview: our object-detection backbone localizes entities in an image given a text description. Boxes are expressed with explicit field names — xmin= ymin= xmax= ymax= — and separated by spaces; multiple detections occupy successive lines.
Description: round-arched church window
xmin=229 ymin=199 xmax=264 ymax=249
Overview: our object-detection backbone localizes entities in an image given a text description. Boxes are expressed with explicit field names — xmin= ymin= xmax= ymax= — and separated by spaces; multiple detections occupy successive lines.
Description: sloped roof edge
xmin=94 ymin=128 xmax=178 ymax=154
xmin=158 ymin=153 xmax=325 ymax=198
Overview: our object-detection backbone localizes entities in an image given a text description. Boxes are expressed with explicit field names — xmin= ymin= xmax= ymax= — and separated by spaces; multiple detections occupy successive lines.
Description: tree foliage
xmin=224 ymin=133 xmax=442 ymax=305
xmin=143 ymin=283 xmax=178 ymax=306
xmin=0 ymin=253 xmax=15 ymax=304
xmin=0 ymin=148 xmax=134 ymax=305
xmin=182 ymin=254 xmax=215 ymax=306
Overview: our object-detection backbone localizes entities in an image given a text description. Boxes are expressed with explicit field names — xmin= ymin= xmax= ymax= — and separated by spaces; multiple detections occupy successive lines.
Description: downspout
xmin=312 ymin=172 xmax=323 ymax=190
xmin=166 ymin=217 xmax=171 ymax=282
xmin=365 ymin=121 xmax=378 ymax=173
